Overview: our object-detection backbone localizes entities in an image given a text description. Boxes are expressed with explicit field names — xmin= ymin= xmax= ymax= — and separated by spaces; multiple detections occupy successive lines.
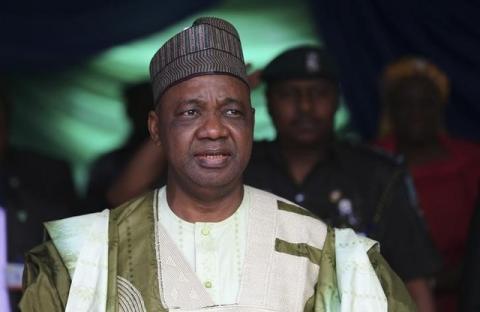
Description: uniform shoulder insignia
xmin=352 ymin=141 xmax=404 ymax=164
xmin=368 ymin=145 xmax=405 ymax=165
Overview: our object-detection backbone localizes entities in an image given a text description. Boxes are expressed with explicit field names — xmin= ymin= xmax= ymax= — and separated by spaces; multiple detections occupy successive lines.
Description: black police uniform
xmin=244 ymin=139 xmax=441 ymax=282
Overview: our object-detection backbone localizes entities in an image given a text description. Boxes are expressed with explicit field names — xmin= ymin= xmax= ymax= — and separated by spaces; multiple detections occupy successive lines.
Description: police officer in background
xmin=244 ymin=46 xmax=440 ymax=312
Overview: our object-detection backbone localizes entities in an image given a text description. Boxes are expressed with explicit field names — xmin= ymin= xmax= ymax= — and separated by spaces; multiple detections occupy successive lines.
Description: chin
xmin=190 ymin=171 xmax=242 ymax=190
xmin=292 ymin=136 xmax=326 ymax=147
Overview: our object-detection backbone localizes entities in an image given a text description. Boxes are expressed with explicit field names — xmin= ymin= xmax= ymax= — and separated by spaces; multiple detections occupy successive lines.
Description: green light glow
xmin=10 ymin=0 xmax=350 ymax=192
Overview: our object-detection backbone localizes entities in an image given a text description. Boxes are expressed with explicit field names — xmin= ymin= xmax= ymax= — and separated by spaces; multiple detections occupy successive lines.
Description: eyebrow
xmin=175 ymin=97 xmax=245 ymax=106
xmin=222 ymin=97 xmax=244 ymax=106
xmin=175 ymin=98 xmax=204 ymax=106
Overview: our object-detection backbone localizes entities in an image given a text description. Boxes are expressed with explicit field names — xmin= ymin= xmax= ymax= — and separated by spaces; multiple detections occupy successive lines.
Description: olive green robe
xmin=20 ymin=186 xmax=415 ymax=311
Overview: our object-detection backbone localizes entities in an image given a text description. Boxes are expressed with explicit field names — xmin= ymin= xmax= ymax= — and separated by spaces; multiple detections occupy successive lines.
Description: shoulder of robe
xmin=20 ymin=240 xmax=71 ymax=311
xmin=367 ymin=246 xmax=417 ymax=311
xmin=249 ymin=186 xmax=329 ymax=252
xmin=109 ymin=191 xmax=156 ymax=225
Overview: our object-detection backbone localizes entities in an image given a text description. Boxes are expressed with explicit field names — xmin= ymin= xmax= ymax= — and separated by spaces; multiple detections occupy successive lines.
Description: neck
xmin=396 ymin=136 xmax=448 ymax=166
xmin=166 ymin=177 xmax=244 ymax=223
xmin=279 ymin=138 xmax=331 ymax=185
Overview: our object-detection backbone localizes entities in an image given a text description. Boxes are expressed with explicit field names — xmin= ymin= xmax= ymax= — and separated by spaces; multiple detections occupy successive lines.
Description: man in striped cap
xmin=20 ymin=17 xmax=414 ymax=311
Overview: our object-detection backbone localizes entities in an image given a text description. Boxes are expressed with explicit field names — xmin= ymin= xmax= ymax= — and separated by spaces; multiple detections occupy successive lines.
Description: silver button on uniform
xmin=294 ymin=193 xmax=305 ymax=203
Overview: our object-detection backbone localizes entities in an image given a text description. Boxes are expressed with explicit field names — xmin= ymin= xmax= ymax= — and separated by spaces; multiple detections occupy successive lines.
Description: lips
xmin=292 ymin=119 xmax=319 ymax=131
xmin=194 ymin=150 xmax=232 ymax=168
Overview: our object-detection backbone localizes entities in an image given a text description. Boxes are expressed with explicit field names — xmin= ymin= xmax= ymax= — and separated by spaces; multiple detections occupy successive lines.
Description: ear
xmin=148 ymin=110 xmax=162 ymax=146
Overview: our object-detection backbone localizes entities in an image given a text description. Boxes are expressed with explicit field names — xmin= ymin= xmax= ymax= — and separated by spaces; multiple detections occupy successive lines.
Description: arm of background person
xmin=106 ymin=139 xmax=166 ymax=207
xmin=373 ymin=167 xmax=440 ymax=312
xmin=406 ymin=279 xmax=435 ymax=312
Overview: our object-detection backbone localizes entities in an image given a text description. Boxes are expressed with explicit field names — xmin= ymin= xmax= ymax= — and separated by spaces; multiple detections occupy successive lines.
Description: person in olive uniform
xmin=243 ymin=46 xmax=441 ymax=312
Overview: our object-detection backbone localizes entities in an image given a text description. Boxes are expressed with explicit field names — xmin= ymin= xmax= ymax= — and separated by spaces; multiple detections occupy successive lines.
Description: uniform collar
xmin=266 ymin=139 xmax=344 ymax=176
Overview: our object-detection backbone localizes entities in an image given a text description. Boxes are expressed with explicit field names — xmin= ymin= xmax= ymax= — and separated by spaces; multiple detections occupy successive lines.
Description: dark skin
xmin=267 ymin=78 xmax=337 ymax=184
xmin=148 ymin=74 xmax=254 ymax=222
xmin=386 ymin=76 xmax=449 ymax=166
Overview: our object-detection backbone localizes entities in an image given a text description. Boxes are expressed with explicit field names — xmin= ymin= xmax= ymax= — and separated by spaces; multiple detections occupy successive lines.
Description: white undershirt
xmin=157 ymin=187 xmax=248 ymax=305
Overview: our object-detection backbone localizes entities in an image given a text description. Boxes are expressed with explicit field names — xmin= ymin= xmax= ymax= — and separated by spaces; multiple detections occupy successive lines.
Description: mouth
xmin=292 ymin=119 xmax=319 ymax=131
xmin=194 ymin=151 xmax=232 ymax=168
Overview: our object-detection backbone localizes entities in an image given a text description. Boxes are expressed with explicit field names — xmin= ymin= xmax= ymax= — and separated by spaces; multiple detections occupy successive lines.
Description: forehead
xmin=158 ymin=74 xmax=250 ymax=106
xmin=388 ymin=77 xmax=442 ymax=104
xmin=399 ymin=78 xmax=438 ymax=94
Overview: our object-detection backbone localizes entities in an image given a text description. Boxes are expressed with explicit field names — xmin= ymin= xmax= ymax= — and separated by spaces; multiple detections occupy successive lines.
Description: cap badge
xmin=306 ymin=51 xmax=320 ymax=73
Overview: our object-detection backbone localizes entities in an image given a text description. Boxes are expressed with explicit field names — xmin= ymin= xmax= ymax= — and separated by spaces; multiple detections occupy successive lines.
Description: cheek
xmin=230 ymin=120 xmax=253 ymax=138
xmin=228 ymin=122 xmax=253 ymax=153
xmin=271 ymin=102 xmax=296 ymax=124
xmin=162 ymin=126 xmax=193 ymax=159
xmin=392 ymin=107 xmax=415 ymax=123
xmin=313 ymin=99 xmax=336 ymax=119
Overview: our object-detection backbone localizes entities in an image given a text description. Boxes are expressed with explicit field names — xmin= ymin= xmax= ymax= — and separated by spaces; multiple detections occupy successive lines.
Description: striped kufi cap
xmin=149 ymin=17 xmax=248 ymax=105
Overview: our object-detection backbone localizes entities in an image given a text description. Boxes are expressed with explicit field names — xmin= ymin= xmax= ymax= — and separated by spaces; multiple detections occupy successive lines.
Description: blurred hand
xmin=106 ymin=139 xmax=166 ymax=207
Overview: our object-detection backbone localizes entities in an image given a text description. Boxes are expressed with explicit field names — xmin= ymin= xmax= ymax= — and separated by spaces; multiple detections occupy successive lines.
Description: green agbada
xmin=20 ymin=186 xmax=415 ymax=311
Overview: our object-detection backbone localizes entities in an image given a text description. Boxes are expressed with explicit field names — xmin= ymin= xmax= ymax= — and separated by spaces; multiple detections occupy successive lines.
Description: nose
xmin=298 ymin=92 xmax=313 ymax=114
xmin=196 ymin=112 xmax=229 ymax=140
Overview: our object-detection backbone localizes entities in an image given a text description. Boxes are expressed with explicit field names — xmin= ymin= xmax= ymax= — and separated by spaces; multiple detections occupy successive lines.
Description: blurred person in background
xmin=0 ymin=80 xmax=77 ymax=310
xmin=459 ymin=198 xmax=480 ymax=312
xmin=244 ymin=46 xmax=440 ymax=312
xmin=376 ymin=57 xmax=480 ymax=312
xmin=85 ymin=81 xmax=165 ymax=212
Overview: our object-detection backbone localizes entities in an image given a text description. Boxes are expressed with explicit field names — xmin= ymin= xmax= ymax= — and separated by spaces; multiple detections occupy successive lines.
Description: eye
xmin=224 ymin=109 xmax=243 ymax=117
xmin=180 ymin=109 xmax=199 ymax=117
xmin=277 ymin=89 xmax=297 ymax=98
xmin=310 ymin=88 xmax=331 ymax=99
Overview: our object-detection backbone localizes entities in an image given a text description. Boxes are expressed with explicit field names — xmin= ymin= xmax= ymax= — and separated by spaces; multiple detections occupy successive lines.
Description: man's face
xmin=149 ymin=75 xmax=253 ymax=190
xmin=267 ymin=78 xmax=338 ymax=147
xmin=387 ymin=77 xmax=443 ymax=145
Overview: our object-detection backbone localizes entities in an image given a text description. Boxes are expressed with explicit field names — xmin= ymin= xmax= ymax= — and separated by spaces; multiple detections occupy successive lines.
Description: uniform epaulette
xmin=368 ymin=144 xmax=405 ymax=165
xmin=337 ymin=140 xmax=405 ymax=166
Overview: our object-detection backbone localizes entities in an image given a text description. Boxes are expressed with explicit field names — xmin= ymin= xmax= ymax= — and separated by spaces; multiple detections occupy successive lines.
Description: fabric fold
xmin=45 ymin=209 xmax=110 ymax=312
